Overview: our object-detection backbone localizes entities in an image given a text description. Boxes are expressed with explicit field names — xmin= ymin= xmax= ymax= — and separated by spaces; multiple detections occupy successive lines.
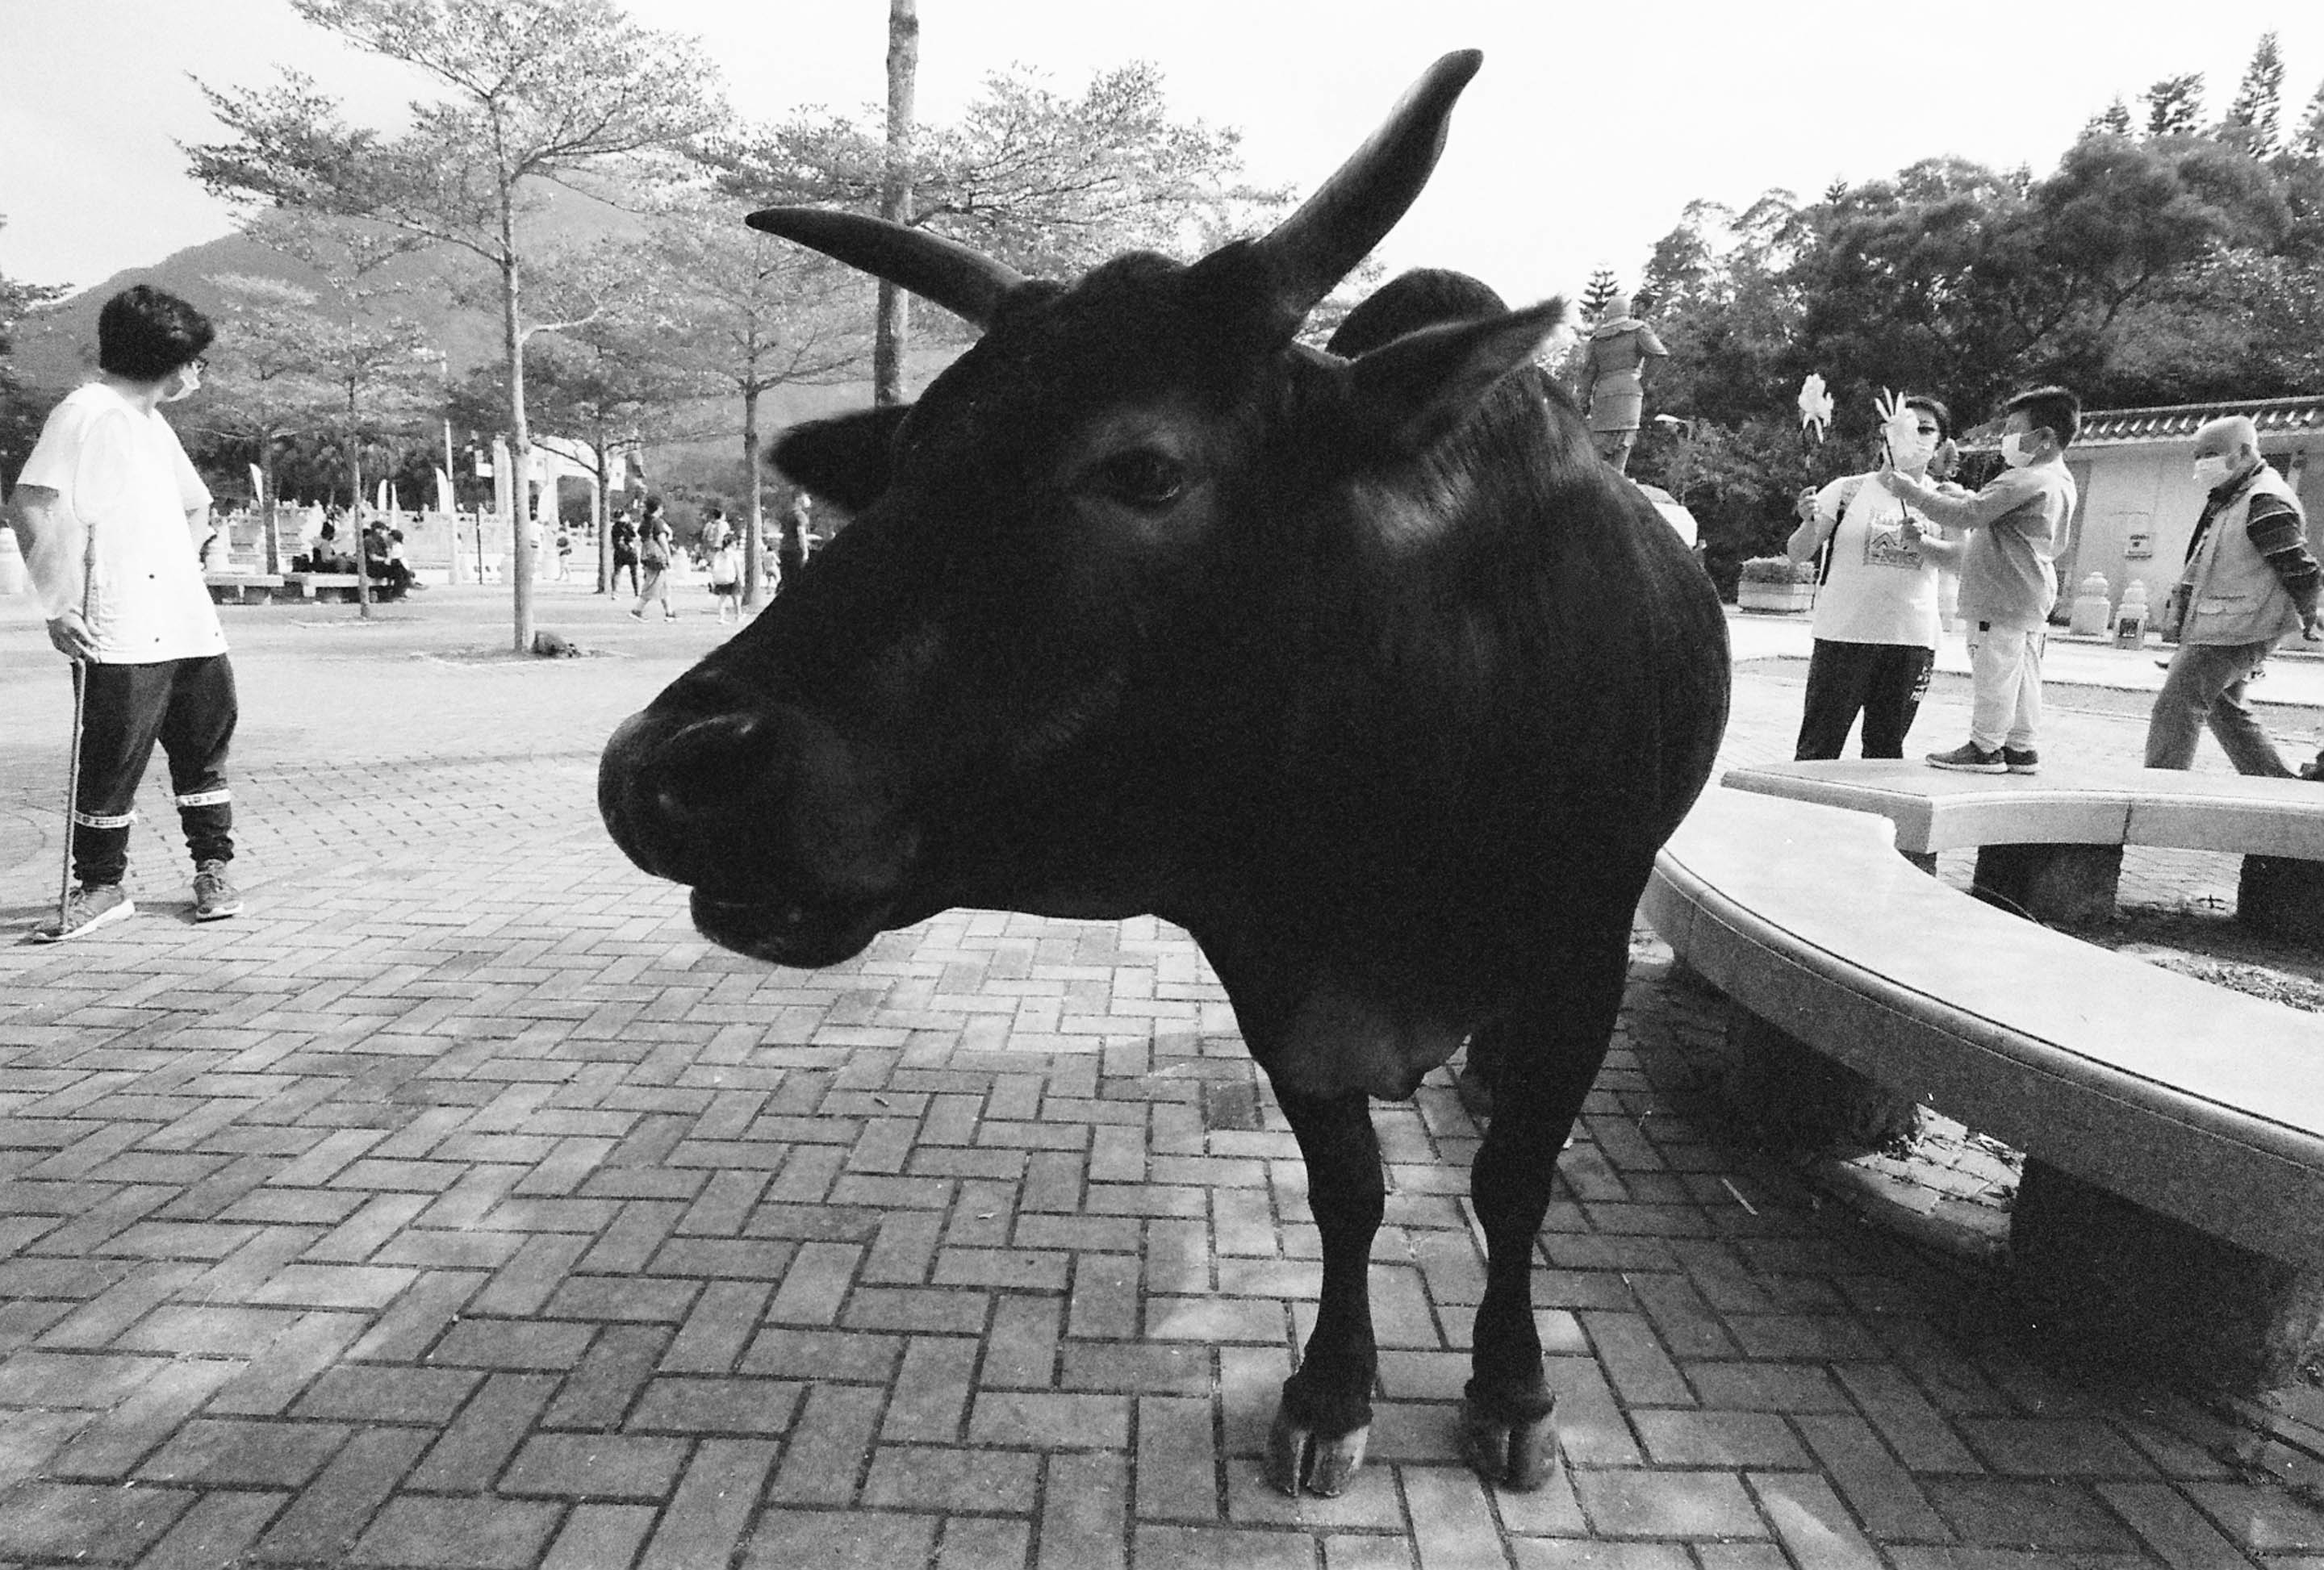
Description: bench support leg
xmin=2012 ymin=1159 xmax=2324 ymax=1393
xmin=1972 ymin=843 xmax=2121 ymax=924
xmin=1718 ymin=1009 xmax=1920 ymax=1156
xmin=2238 ymin=854 xmax=2324 ymax=944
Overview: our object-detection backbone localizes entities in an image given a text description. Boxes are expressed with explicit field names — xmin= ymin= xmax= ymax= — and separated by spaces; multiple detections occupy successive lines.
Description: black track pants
xmin=69 ymin=655 xmax=239 ymax=887
xmin=1794 ymin=639 xmax=1934 ymax=761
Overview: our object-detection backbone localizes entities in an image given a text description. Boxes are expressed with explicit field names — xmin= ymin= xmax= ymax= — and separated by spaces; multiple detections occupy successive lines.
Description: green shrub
xmin=1737 ymin=556 xmax=1814 ymax=585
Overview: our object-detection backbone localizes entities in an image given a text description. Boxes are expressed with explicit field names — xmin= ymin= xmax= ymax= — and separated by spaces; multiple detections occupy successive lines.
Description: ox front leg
xmin=1264 ymin=1088 xmax=1384 ymax=1497
xmin=1462 ymin=934 xmax=1628 ymax=1490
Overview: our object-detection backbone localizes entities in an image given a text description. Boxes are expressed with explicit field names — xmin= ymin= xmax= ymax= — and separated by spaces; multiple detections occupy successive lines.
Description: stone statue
xmin=1577 ymin=292 xmax=1667 ymax=474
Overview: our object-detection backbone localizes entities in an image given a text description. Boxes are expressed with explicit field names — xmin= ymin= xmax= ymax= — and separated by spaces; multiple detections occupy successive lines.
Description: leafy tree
xmin=2219 ymin=32 xmax=2284 ymax=157
xmin=1624 ymin=103 xmax=2319 ymax=597
xmin=520 ymin=332 xmax=690 ymax=591
xmin=654 ymin=198 xmax=872 ymax=602
xmin=705 ymin=60 xmax=1289 ymax=398
xmin=181 ymin=273 xmax=342 ymax=573
xmin=0 ymin=223 xmax=68 ymax=487
xmin=2300 ymin=77 xmax=2324 ymax=158
xmin=185 ymin=0 xmax=728 ymax=650
xmin=2146 ymin=73 xmax=2205 ymax=140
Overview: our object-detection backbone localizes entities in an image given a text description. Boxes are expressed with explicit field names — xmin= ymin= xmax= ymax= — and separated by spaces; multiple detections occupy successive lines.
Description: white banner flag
xmin=248 ymin=463 xmax=265 ymax=507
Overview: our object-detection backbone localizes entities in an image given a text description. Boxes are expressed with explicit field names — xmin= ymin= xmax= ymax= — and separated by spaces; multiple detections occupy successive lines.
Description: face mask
xmin=161 ymin=362 xmax=203 ymax=403
xmin=1881 ymin=410 xmax=1934 ymax=471
xmin=1999 ymin=431 xmax=2037 ymax=469
xmin=2192 ymin=455 xmax=2234 ymax=491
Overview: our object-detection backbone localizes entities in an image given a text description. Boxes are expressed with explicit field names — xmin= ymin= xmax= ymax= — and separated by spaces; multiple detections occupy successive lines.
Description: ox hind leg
xmin=1263 ymin=1087 xmax=1384 ymax=1497
xmin=1461 ymin=921 xmax=1631 ymax=1489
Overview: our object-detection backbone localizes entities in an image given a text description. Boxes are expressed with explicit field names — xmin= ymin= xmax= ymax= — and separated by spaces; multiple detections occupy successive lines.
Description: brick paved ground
xmin=2 ymin=586 xmax=2322 ymax=1569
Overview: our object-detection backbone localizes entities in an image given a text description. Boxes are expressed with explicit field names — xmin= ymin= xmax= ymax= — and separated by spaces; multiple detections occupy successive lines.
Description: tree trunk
xmin=742 ymin=384 xmax=764 ymax=608
xmin=261 ymin=441 xmax=281 ymax=577
xmin=873 ymin=0 xmax=918 ymax=407
xmin=345 ymin=400 xmax=370 ymax=620
xmin=502 ymin=243 xmax=534 ymax=653
xmin=592 ymin=420 xmax=613 ymax=595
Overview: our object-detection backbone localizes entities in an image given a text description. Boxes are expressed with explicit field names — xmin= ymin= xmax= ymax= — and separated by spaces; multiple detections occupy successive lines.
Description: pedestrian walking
xmin=629 ymin=497 xmax=676 ymax=620
xmin=610 ymin=508 xmax=640 ymax=595
xmin=2144 ymin=415 xmax=2322 ymax=774
xmin=708 ymin=537 xmax=742 ymax=623
xmin=5 ymin=285 xmax=245 ymax=939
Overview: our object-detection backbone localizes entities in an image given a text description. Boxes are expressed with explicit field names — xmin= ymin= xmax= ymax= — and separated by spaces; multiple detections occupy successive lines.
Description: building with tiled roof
xmin=2017 ymin=395 xmax=2324 ymax=619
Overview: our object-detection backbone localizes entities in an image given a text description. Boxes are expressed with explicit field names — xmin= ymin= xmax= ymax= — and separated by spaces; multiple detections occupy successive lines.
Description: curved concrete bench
xmin=1722 ymin=759 xmax=2324 ymax=938
xmin=1641 ymin=786 xmax=2324 ymax=1390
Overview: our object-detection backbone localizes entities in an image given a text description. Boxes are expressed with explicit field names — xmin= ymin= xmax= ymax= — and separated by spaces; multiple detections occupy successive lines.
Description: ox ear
xmin=1345 ymin=299 xmax=1569 ymax=455
xmin=771 ymin=406 xmax=914 ymax=513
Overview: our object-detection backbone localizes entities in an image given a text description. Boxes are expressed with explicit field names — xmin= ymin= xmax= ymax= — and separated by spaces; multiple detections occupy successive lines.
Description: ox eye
xmin=1093 ymin=449 xmax=1186 ymax=510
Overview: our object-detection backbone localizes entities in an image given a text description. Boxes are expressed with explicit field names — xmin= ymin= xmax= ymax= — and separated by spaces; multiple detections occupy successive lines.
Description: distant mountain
xmin=12 ymin=230 xmax=504 ymax=393
xmin=8 ymin=188 xmax=953 ymax=475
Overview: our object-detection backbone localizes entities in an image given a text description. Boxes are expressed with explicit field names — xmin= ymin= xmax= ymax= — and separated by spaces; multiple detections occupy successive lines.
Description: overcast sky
xmin=6 ymin=0 xmax=2323 ymax=311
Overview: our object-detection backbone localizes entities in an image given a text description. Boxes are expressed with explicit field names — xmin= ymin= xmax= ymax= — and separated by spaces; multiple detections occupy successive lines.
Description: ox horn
xmin=1252 ymin=49 xmax=1483 ymax=324
xmin=745 ymin=207 xmax=1026 ymax=328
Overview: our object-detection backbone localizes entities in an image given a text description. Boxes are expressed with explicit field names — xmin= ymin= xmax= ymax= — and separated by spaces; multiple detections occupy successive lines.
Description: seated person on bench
xmin=362 ymin=523 xmax=414 ymax=598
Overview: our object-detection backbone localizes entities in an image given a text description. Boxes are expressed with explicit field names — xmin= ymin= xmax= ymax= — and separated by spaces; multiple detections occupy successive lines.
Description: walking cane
xmin=57 ymin=660 xmax=85 ymax=928
xmin=49 ymin=510 xmax=99 ymax=937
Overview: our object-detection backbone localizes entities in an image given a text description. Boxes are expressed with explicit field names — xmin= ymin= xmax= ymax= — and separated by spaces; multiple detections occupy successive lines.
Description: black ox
xmin=600 ymin=51 xmax=1728 ymax=1497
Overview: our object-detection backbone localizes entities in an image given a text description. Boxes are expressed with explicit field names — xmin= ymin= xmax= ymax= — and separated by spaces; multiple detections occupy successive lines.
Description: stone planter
xmin=1737 ymin=580 xmax=1816 ymax=614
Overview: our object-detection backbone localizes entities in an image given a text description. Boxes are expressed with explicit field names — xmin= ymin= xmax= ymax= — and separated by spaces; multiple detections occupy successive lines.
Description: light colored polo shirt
xmin=16 ymin=382 xmax=224 ymax=663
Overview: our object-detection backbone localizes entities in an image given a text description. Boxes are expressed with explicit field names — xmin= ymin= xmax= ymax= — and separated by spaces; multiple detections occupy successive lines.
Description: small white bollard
xmin=2069 ymin=572 xmax=2112 ymax=637
xmin=2114 ymin=579 xmax=2151 ymax=649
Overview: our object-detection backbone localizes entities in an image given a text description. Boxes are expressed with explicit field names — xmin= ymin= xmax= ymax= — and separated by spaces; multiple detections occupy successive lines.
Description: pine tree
xmin=2220 ymin=32 xmax=2284 ymax=156
xmin=2145 ymin=73 xmax=2205 ymax=139
xmin=2297 ymin=77 xmax=2324 ymax=157
xmin=2083 ymin=97 xmax=2133 ymax=140
xmin=1580 ymin=266 xmax=1621 ymax=322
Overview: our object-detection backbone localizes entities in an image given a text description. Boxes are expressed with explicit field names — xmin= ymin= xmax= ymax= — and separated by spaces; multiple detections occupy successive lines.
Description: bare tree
xmin=703 ymin=57 xmax=1288 ymax=395
xmin=657 ymin=198 xmax=872 ymax=603
xmin=186 ymin=0 xmax=728 ymax=650
xmin=186 ymin=274 xmax=340 ymax=575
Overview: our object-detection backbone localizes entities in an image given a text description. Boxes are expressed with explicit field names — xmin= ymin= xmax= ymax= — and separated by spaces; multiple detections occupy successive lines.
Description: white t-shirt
xmin=16 ymin=383 xmax=223 ymax=663
xmin=1808 ymin=473 xmax=1942 ymax=649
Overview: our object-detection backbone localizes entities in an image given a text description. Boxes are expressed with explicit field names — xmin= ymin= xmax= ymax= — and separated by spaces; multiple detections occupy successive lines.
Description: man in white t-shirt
xmin=6 ymin=285 xmax=245 ymax=940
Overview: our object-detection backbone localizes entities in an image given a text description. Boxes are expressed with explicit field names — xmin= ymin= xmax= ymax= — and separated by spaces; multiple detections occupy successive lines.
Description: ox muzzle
xmin=599 ymin=697 xmax=922 ymax=967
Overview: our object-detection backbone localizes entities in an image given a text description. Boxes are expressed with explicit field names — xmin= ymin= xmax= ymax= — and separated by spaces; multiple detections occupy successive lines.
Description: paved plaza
xmin=2 ymin=582 xmax=2322 ymax=1569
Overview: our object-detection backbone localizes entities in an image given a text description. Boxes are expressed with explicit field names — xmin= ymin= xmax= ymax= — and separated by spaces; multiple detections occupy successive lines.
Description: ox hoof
xmin=1266 ymin=1409 xmax=1371 ymax=1497
xmin=1459 ymin=1397 xmax=1560 ymax=1491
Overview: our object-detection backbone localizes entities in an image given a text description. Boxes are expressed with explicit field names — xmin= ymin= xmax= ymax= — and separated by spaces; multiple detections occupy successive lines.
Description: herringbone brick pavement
xmin=1 ymin=587 xmax=2320 ymax=1569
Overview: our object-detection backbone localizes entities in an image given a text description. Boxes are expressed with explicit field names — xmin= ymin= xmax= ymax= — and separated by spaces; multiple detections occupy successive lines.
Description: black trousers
xmin=1795 ymin=639 xmax=1934 ymax=761
xmin=70 ymin=656 xmax=238 ymax=886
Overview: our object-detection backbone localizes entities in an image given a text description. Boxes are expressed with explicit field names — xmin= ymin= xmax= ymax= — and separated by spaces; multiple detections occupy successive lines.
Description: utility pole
xmin=873 ymin=0 xmax=918 ymax=407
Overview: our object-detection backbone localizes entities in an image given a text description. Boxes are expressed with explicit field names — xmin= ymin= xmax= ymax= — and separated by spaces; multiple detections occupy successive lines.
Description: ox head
xmin=600 ymin=51 xmax=1573 ymax=967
